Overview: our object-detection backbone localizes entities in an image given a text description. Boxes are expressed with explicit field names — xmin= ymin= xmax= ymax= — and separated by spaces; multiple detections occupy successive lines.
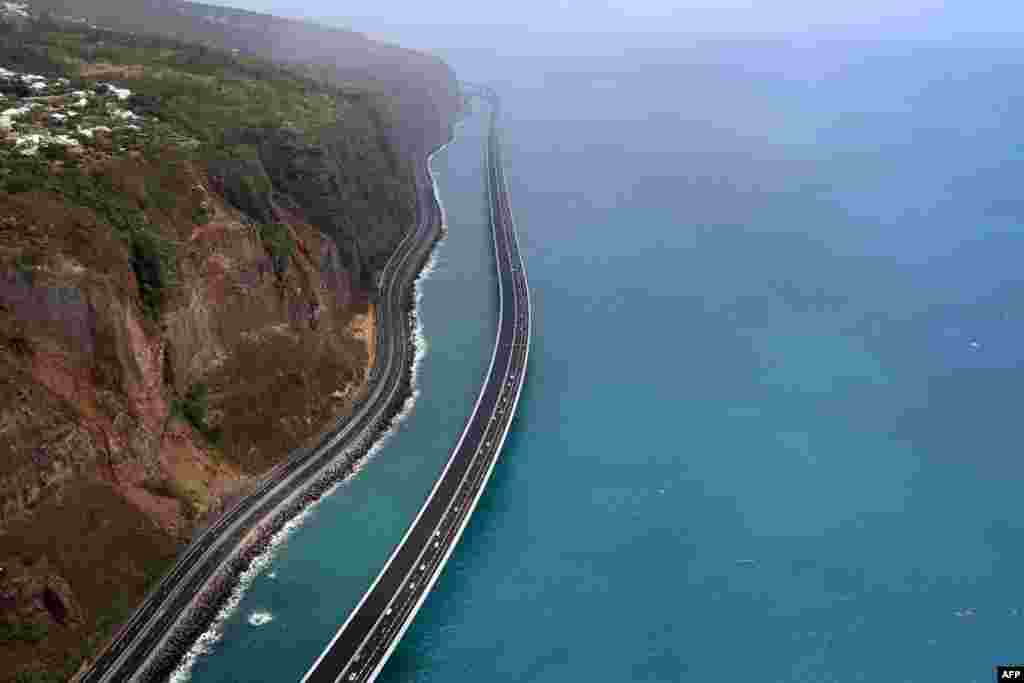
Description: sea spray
xmin=145 ymin=136 xmax=456 ymax=683
xmin=167 ymin=475 xmax=346 ymax=683
xmin=153 ymin=265 xmax=438 ymax=682
xmin=247 ymin=611 xmax=274 ymax=627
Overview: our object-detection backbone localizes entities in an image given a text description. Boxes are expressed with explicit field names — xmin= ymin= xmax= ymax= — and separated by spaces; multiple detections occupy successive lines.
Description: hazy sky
xmin=204 ymin=0 xmax=1014 ymax=36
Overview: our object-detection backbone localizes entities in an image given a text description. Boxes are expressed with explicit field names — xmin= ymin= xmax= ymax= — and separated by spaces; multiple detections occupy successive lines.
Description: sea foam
xmin=247 ymin=611 xmax=274 ymax=627
xmin=166 ymin=130 xmax=455 ymax=682
xmin=168 ymin=476 xmax=344 ymax=682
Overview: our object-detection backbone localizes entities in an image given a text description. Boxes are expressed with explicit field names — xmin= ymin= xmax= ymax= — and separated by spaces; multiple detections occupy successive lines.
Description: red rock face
xmin=0 ymin=7 xmax=459 ymax=677
xmin=203 ymin=252 xmax=232 ymax=308
xmin=0 ymin=156 xmax=369 ymax=538
xmin=122 ymin=308 xmax=169 ymax=434
xmin=0 ymin=156 xmax=376 ymax=676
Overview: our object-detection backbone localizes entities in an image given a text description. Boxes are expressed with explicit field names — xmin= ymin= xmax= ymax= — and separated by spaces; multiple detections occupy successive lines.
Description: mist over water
xmin=376 ymin=39 xmax=1024 ymax=683
xmin=190 ymin=26 xmax=1024 ymax=683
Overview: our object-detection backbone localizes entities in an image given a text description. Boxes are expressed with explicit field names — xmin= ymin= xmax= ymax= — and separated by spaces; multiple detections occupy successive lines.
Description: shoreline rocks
xmin=135 ymin=201 xmax=442 ymax=682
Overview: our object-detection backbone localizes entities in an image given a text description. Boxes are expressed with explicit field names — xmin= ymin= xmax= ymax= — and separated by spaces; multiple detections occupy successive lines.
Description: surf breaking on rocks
xmin=158 ymin=137 xmax=455 ymax=683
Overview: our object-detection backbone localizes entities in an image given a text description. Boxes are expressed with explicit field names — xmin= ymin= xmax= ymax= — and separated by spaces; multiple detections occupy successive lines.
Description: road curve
xmin=77 ymin=130 xmax=450 ymax=681
xmin=301 ymin=85 xmax=531 ymax=683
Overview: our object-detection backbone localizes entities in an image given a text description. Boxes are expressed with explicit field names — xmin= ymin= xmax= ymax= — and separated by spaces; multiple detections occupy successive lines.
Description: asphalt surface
xmin=301 ymin=87 xmax=531 ymax=683
xmin=77 ymin=137 xmax=447 ymax=682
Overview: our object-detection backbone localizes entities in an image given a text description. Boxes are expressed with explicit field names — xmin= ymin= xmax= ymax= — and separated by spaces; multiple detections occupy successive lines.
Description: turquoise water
xmin=380 ymin=45 xmax=1024 ymax=683
xmin=199 ymin=40 xmax=1024 ymax=683
xmin=182 ymin=110 xmax=498 ymax=682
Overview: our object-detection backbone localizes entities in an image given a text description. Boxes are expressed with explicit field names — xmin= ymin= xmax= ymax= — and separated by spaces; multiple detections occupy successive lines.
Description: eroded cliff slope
xmin=0 ymin=9 xmax=457 ymax=681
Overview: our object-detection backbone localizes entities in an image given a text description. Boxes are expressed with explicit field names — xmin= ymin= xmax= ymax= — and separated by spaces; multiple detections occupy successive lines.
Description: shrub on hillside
xmin=206 ymin=158 xmax=275 ymax=223
xmin=129 ymin=227 xmax=177 ymax=321
xmin=2 ymin=156 xmax=46 ymax=193
xmin=173 ymin=383 xmax=223 ymax=447
xmin=0 ymin=620 xmax=48 ymax=644
xmin=257 ymin=221 xmax=294 ymax=276
xmin=144 ymin=176 xmax=178 ymax=211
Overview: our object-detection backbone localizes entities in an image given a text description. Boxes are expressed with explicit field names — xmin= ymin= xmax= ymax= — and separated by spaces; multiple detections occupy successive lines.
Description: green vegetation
xmin=51 ymin=166 xmax=144 ymax=233
xmin=0 ymin=20 xmax=354 ymax=167
xmin=0 ymin=22 xmax=359 ymax=318
xmin=240 ymin=172 xmax=271 ymax=198
xmin=36 ymin=26 xmax=343 ymax=154
xmin=10 ymin=554 xmax=176 ymax=683
xmin=172 ymin=383 xmax=222 ymax=448
xmin=2 ymin=155 xmax=47 ymax=194
xmin=144 ymin=174 xmax=178 ymax=212
xmin=4 ymin=172 xmax=37 ymax=194
xmin=13 ymin=252 xmax=35 ymax=283
xmin=0 ymin=18 xmax=418 ymax=289
xmin=191 ymin=204 xmax=211 ymax=226
xmin=0 ymin=12 xmax=431 ymax=683
xmin=258 ymin=221 xmax=294 ymax=274
xmin=40 ymin=143 xmax=69 ymax=162
xmin=52 ymin=165 xmax=183 ymax=322
xmin=219 ymin=143 xmax=261 ymax=161
xmin=0 ymin=155 xmax=180 ymax=320
xmin=0 ymin=620 xmax=49 ymax=644
xmin=14 ymin=669 xmax=70 ymax=683
xmin=130 ymin=227 xmax=177 ymax=320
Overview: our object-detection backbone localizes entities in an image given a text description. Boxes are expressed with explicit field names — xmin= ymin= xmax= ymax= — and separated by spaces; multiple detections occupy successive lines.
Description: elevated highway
xmin=301 ymin=86 xmax=531 ymax=683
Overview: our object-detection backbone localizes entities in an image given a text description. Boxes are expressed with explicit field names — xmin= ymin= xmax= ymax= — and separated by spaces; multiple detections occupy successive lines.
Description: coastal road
xmin=78 ymin=137 xmax=448 ymax=681
xmin=301 ymin=85 xmax=531 ymax=683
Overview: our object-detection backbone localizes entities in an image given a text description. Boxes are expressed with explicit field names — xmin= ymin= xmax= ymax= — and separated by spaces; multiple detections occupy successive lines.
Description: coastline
xmin=88 ymin=128 xmax=458 ymax=683
xmin=295 ymin=87 xmax=531 ymax=683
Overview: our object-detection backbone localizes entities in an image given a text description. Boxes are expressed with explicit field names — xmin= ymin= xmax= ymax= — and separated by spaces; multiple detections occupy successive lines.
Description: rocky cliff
xmin=0 ymin=8 xmax=457 ymax=681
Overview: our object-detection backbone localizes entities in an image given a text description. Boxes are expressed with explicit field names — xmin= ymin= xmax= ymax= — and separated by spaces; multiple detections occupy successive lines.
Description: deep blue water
xmin=196 ymin=40 xmax=1024 ymax=683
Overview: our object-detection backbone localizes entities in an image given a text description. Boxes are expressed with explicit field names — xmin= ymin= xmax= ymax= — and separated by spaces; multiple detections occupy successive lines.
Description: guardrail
xmin=300 ymin=83 xmax=532 ymax=683
xmin=78 ymin=135 xmax=445 ymax=683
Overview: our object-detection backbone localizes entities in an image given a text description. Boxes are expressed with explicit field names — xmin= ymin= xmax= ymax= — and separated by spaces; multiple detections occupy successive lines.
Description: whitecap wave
xmin=168 ymin=478 xmax=345 ymax=682
xmin=247 ymin=611 xmax=274 ymax=627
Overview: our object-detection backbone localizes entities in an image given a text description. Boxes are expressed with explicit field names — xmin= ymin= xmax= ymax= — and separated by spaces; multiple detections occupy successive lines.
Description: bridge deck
xmin=302 ymin=88 xmax=531 ymax=683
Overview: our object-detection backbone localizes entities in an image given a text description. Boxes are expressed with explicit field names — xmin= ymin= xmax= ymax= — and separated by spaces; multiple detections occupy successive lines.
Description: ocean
xmin=190 ymin=37 xmax=1024 ymax=683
